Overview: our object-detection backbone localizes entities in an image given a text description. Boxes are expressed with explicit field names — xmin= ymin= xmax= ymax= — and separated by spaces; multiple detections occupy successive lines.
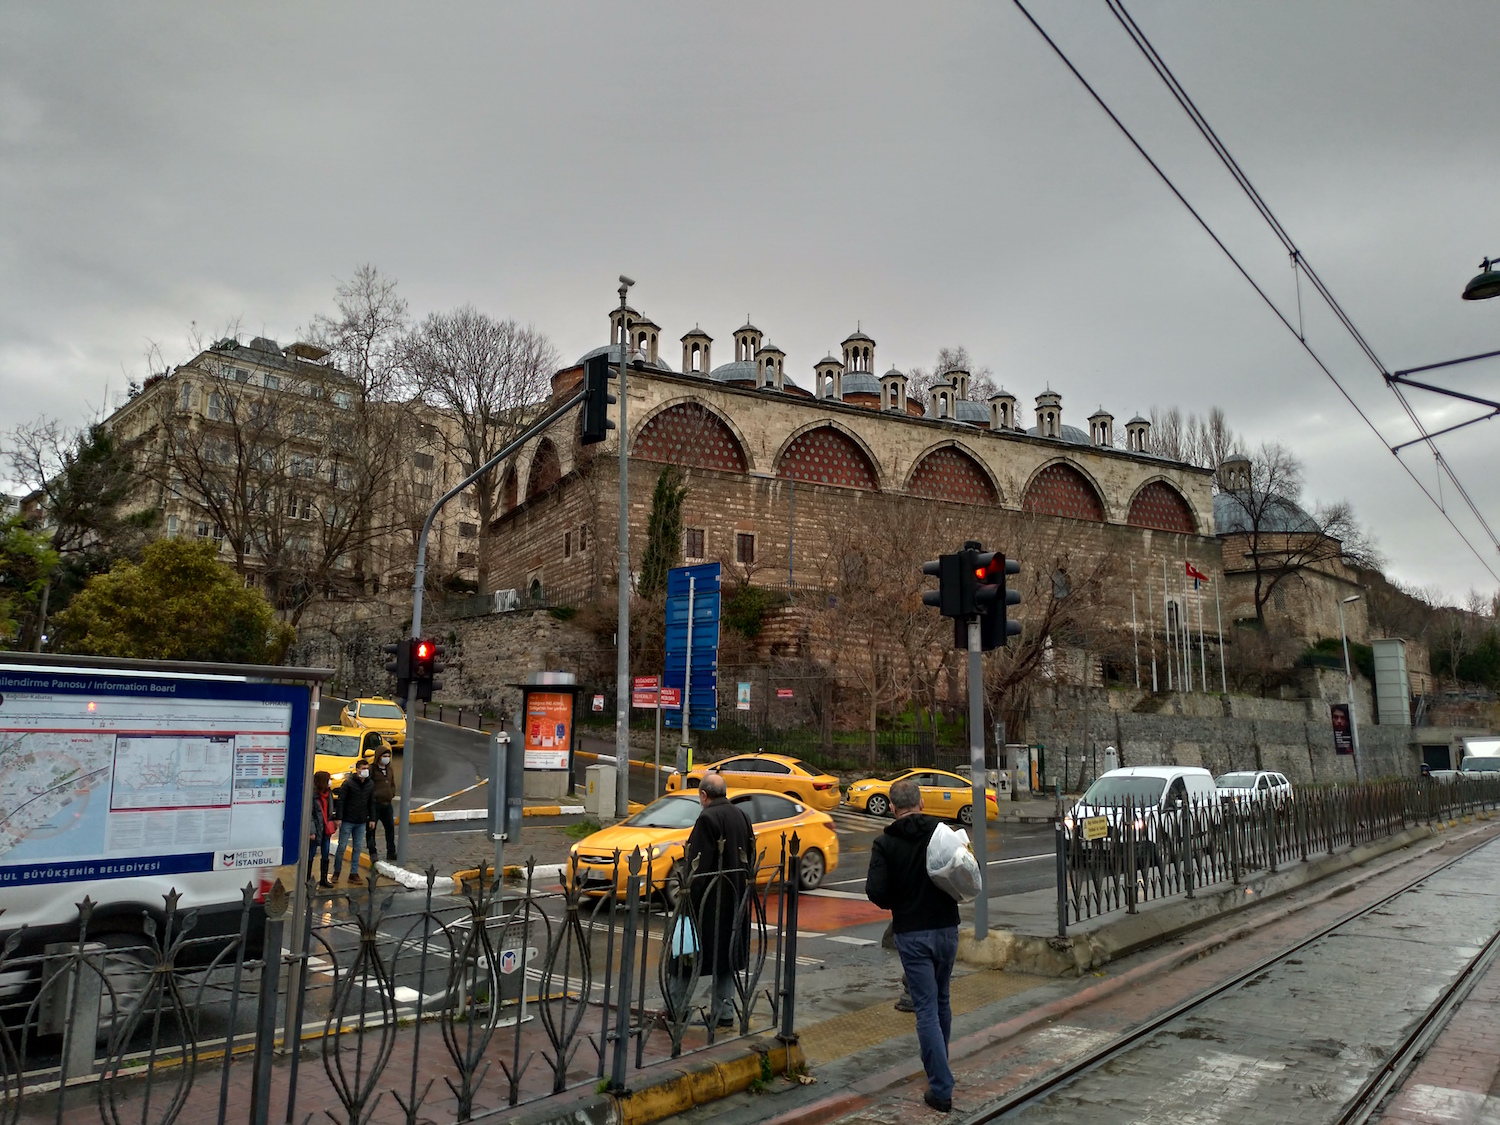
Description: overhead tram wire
xmin=1006 ymin=0 xmax=1500 ymax=583
xmin=1098 ymin=0 xmax=1500 ymax=567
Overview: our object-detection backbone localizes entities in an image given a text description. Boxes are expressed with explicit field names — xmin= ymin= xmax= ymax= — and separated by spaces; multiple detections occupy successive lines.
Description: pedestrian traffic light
xmin=411 ymin=637 xmax=446 ymax=702
xmin=581 ymin=352 xmax=616 ymax=446
xmin=974 ymin=552 xmax=1022 ymax=651
xmin=383 ymin=640 xmax=411 ymax=699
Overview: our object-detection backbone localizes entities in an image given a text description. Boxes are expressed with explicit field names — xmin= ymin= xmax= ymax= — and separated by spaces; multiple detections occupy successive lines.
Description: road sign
xmin=776 ymin=688 xmax=794 ymax=700
xmin=1082 ymin=815 xmax=1109 ymax=842
xmin=631 ymin=675 xmax=660 ymax=709
xmin=659 ymin=686 xmax=681 ymax=708
xmin=663 ymin=562 xmax=720 ymax=732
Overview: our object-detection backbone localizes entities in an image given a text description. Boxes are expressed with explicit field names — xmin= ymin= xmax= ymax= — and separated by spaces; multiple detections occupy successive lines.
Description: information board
xmin=0 ymin=667 xmax=310 ymax=886
xmin=523 ymin=691 xmax=572 ymax=770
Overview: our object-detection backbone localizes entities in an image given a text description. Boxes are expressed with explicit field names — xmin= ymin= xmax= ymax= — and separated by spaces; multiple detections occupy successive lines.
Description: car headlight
xmin=1062 ymin=814 xmax=1074 ymax=830
xmin=1133 ymin=818 xmax=1145 ymax=831
xmin=648 ymin=844 xmax=672 ymax=859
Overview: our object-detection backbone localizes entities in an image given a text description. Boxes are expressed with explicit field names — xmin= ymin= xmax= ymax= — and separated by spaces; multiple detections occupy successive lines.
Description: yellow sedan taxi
xmin=340 ymin=697 xmax=407 ymax=750
xmin=314 ymin=725 xmax=389 ymax=788
xmin=844 ymin=768 xmax=1000 ymax=825
xmin=566 ymin=789 xmax=838 ymax=904
xmin=665 ymin=752 xmax=841 ymax=812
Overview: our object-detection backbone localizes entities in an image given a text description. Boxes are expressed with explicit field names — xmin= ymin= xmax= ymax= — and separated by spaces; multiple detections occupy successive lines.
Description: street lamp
xmin=614 ymin=275 xmax=634 ymax=821
xmin=1337 ymin=593 xmax=1364 ymax=784
xmin=1462 ymin=256 xmax=1500 ymax=301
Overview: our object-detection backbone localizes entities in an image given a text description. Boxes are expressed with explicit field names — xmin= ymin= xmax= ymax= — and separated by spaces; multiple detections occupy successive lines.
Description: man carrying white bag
xmin=927 ymin=821 xmax=983 ymax=902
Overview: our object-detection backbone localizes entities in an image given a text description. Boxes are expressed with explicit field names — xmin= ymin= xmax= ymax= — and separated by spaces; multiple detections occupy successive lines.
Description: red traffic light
xmin=415 ymin=641 xmax=433 ymax=660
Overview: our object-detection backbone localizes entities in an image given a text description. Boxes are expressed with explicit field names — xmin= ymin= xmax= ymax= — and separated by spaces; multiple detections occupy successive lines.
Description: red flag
xmin=1186 ymin=561 xmax=1209 ymax=583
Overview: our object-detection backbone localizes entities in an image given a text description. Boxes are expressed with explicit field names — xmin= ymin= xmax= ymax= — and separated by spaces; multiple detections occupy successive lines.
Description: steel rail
xmin=960 ymin=836 xmax=1500 ymax=1124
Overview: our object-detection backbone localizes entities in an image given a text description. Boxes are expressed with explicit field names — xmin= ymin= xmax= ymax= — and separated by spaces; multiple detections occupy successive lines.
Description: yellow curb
xmin=615 ymin=1040 xmax=801 ymax=1125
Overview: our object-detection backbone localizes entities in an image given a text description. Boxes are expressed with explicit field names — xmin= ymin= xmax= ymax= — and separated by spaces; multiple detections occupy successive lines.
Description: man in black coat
xmin=331 ymin=762 xmax=377 ymax=885
xmin=685 ymin=772 xmax=756 ymax=1028
xmin=865 ymin=778 xmax=960 ymax=1113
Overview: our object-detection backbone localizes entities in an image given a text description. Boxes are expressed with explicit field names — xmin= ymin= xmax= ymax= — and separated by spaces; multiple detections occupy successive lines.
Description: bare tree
xmin=1147 ymin=405 xmax=1244 ymax=469
xmin=404 ymin=308 xmax=558 ymax=593
xmin=907 ymin=346 xmax=998 ymax=409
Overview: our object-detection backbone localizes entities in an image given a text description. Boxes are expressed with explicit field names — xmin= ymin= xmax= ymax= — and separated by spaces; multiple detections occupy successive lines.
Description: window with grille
xmin=735 ymin=533 xmax=755 ymax=565
xmin=459 ymin=522 xmax=478 ymax=538
xmin=263 ymin=374 xmax=279 ymax=390
xmin=563 ymin=531 xmax=572 ymax=558
xmin=412 ymin=452 xmax=435 ymax=471
xmin=685 ymin=528 xmax=705 ymax=558
xmin=457 ymin=551 xmax=477 ymax=567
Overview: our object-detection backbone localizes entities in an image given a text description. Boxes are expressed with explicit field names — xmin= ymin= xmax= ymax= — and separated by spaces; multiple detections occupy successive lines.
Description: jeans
xmin=368 ymin=803 xmax=395 ymax=861
xmin=332 ymin=822 xmax=366 ymax=879
xmin=309 ymin=832 xmax=331 ymax=883
xmin=894 ymin=926 xmax=958 ymax=1102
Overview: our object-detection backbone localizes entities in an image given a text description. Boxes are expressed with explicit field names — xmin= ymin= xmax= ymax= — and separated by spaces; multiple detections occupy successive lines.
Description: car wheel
xmin=663 ymin=861 xmax=687 ymax=910
xmin=867 ymin=794 xmax=890 ymax=817
xmin=798 ymin=849 xmax=826 ymax=891
xmin=957 ymin=804 xmax=974 ymax=827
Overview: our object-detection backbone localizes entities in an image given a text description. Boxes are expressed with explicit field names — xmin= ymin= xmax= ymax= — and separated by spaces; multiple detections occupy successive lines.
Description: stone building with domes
xmin=485 ymin=300 xmax=1223 ymax=645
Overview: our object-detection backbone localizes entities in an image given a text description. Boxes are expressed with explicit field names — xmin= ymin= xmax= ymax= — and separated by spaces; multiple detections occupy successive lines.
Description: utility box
xmin=585 ymin=764 xmax=616 ymax=819
xmin=1373 ymin=638 xmax=1411 ymax=727
xmin=1005 ymin=745 xmax=1032 ymax=795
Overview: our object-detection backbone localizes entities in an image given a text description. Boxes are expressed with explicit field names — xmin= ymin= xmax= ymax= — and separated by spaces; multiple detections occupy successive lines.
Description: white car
xmin=1215 ymin=770 xmax=1294 ymax=806
xmin=1064 ymin=766 xmax=1219 ymax=863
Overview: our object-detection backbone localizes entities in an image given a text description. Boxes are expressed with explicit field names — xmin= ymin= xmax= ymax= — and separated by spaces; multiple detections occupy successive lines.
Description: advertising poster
xmin=776 ymin=688 xmax=794 ymax=700
xmin=524 ymin=691 xmax=572 ymax=770
xmin=1331 ymin=703 xmax=1354 ymax=755
xmin=736 ymin=682 xmax=751 ymax=711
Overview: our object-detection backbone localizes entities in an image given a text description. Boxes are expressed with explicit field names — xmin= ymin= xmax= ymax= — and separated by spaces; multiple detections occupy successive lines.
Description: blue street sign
xmin=663 ymin=562 xmax=720 ymax=732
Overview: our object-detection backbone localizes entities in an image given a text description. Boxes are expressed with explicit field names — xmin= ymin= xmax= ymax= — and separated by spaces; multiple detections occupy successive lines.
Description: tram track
xmin=961 ymin=836 xmax=1500 ymax=1125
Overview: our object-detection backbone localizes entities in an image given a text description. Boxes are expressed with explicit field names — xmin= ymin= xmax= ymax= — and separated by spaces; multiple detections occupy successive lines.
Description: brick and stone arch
xmin=632 ymin=402 xmax=748 ymax=473
xmin=907 ymin=446 xmax=998 ymax=506
xmin=1022 ymin=462 xmax=1105 ymax=522
xmin=526 ymin=438 xmax=561 ymax=500
xmin=776 ymin=425 xmax=879 ymax=491
xmin=1127 ymin=480 xmax=1197 ymax=534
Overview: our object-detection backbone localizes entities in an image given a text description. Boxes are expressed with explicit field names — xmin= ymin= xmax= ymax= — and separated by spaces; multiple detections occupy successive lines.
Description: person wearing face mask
xmin=331 ymin=760 xmax=377 ymax=885
xmin=367 ymin=746 xmax=397 ymax=865
xmin=309 ymin=770 xmax=339 ymax=889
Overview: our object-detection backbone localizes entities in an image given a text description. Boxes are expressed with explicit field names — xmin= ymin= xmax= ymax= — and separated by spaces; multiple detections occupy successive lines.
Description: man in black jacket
xmin=865 ymin=779 xmax=959 ymax=1113
xmin=331 ymin=762 xmax=377 ymax=885
xmin=685 ymin=772 xmax=755 ymax=1028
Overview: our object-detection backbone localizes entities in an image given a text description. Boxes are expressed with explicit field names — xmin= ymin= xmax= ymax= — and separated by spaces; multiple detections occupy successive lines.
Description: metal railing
xmin=1056 ymin=776 xmax=1500 ymax=936
xmin=0 ymin=835 xmax=803 ymax=1125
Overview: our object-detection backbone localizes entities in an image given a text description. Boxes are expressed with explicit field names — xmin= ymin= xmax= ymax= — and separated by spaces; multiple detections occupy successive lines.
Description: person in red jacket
xmin=308 ymin=771 xmax=340 ymax=889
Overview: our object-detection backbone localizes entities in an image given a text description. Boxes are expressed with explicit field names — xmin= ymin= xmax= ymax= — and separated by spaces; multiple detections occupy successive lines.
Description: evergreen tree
xmin=638 ymin=467 xmax=687 ymax=600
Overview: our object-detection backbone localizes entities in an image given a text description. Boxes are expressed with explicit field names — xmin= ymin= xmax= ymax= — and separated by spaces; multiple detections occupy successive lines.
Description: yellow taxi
xmin=314 ymin=725 xmax=390 ymax=788
xmin=844 ymin=768 xmax=1000 ymax=825
xmin=566 ymin=789 xmax=838 ymax=904
xmin=665 ymin=752 xmax=841 ymax=812
xmin=340 ymin=697 xmax=407 ymax=750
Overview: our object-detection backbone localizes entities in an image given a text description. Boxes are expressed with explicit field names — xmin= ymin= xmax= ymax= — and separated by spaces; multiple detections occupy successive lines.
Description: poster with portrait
xmin=1330 ymin=703 xmax=1353 ymax=755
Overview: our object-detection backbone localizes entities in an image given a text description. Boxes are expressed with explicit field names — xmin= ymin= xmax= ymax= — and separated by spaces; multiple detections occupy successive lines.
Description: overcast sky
xmin=2 ymin=2 xmax=1497 ymax=601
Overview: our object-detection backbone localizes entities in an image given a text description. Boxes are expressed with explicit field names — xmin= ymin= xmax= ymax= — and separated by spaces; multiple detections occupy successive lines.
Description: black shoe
xmin=716 ymin=1017 xmax=735 ymax=1029
xmin=895 ymin=995 xmax=915 ymax=1013
xmin=923 ymin=1091 xmax=952 ymax=1114
xmin=317 ymin=879 xmax=334 ymax=889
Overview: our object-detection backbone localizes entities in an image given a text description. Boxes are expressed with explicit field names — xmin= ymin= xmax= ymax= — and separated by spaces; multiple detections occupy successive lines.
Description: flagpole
xmin=1130 ymin=560 xmax=1141 ymax=689
xmin=1146 ymin=573 xmax=1158 ymax=692
xmin=1162 ymin=557 xmax=1173 ymax=691
xmin=1196 ymin=574 xmax=1207 ymax=689
xmin=1215 ymin=576 xmax=1227 ymax=694
xmin=1181 ymin=565 xmax=1193 ymax=692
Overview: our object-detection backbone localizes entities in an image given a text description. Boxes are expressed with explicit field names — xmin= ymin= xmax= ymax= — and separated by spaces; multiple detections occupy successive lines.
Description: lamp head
xmin=1462 ymin=257 xmax=1500 ymax=301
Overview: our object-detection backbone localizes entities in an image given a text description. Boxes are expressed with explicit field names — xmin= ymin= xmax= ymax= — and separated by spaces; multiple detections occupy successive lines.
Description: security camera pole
xmin=614 ymin=275 xmax=635 ymax=820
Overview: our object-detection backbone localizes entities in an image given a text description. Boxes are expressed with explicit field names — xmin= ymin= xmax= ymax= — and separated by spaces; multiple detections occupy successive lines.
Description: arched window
xmin=526 ymin=439 xmax=562 ymax=499
xmin=776 ymin=427 xmax=878 ymax=490
xmin=1127 ymin=481 xmax=1196 ymax=534
xmin=908 ymin=447 xmax=997 ymax=505
xmin=1022 ymin=463 xmax=1105 ymax=522
xmin=634 ymin=404 xmax=747 ymax=472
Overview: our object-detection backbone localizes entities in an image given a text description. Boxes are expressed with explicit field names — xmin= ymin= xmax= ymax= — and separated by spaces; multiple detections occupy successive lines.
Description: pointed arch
xmin=631 ymin=400 xmax=749 ymax=473
xmin=775 ymin=424 xmax=880 ymax=491
xmin=1127 ymin=478 xmax=1197 ymax=534
xmin=906 ymin=443 xmax=999 ymax=505
xmin=525 ymin=438 xmax=561 ymax=500
xmin=1021 ymin=460 xmax=1105 ymax=522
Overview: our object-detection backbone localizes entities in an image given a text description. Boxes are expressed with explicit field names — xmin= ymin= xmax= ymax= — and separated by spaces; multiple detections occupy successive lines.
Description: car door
xmin=926 ymin=772 xmax=964 ymax=818
xmin=1255 ymin=774 xmax=1271 ymax=802
xmin=715 ymin=758 xmax=760 ymax=789
xmin=748 ymin=793 xmax=804 ymax=874
xmin=756 ymin=759 xmax=796 ymax=797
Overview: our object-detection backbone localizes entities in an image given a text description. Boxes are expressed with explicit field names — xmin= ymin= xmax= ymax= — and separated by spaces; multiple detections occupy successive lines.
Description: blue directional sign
xmin=663 ymin=562 xmax=720 ymax=732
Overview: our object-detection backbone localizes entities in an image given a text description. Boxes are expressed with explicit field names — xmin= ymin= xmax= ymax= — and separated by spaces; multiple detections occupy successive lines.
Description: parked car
xmin=844 ymin=768 xmax=1001 ymax=825
xmin=1460 ymin=757 xmax=1500 ymax=773
xmin=1063 ymin=766 xmax=1218 ymax=863
xmin=665 ymin=752 xmax=841 ymax=812
xmin=1214 ymin=770 xmax=1294 ymax=806
xmin=340 ymin=697 xmax=407 ymax=750
xmin=565 ymin=789 xmax=838 ymax=903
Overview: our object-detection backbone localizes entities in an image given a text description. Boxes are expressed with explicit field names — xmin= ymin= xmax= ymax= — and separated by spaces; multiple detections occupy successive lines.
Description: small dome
xmin=578 ymin=343 xmax=673 ymax=372
xmin=842 ymin=329 xmax=875 ymax=345
xmin=1026 ymin=423 xmax=1091 ymax=446
xmin=1127 ymin=414 xmax=1149 ymax=426
xmin=709 ymin=359 xmax=757 ymax=384
xmin=883 ymin=366 xmax=905 ymax=380
xmin=1213 ymin=492 xmax=1319 ymax=536
xmin=840 ymin=371 xmax=881 ymax=397
xmin=817 ymin=354 xmax=842 ymax=367
xmin=955 ymin=400 xmax=988 ymax=424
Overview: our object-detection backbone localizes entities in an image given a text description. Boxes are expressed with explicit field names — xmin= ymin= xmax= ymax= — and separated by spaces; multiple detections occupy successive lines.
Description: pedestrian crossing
xmin=829 ymin=806 xmax=885 ymax=834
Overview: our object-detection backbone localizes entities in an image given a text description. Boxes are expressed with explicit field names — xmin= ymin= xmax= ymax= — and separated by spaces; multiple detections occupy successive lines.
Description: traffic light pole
xmin=967 ymin=617 xmax=990 ymax=941
xmin=396 ymin=386 xmax=587 ymax=866
xmin=614 ymin=278 xmax=633 ymax=822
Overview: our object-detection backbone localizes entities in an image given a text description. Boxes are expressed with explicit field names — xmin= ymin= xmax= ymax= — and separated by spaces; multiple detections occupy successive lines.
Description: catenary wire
xmin=1100 ymin=0 xmax=1500 ymax=565
xmin=1006 ymin=0 xmax=1499 ymax=582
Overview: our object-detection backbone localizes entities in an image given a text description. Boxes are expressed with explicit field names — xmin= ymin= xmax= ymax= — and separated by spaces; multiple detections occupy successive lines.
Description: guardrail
xmin=1057 ymin=776 xmax=1500 ymax=935
xmin=0 ymin=837 xmax=805 ymax=1124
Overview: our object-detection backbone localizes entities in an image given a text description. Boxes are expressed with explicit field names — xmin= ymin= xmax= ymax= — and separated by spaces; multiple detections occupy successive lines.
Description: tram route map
xmin=0 ymin=731 xmax=116 ymax=861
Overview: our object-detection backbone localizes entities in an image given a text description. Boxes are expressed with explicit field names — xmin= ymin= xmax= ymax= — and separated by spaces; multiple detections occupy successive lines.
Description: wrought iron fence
xmin=0 ymin=835 xmax=803 ymax=1125
xmin=1056 ymin=776 xmax=1500 ymax=935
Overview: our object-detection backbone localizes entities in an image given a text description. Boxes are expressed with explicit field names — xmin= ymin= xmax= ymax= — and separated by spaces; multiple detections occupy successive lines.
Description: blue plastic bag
xmin=670 ymin=915 xmax=699 ymax=957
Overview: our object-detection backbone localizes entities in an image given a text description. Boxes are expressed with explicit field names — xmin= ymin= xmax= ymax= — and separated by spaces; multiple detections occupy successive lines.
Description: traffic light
xmin=922 ymin=554 xmax=974 ymax=618
xmin=581 ymin=352 xmax=616 ymax=445
xmin=383 ymin=640 xmax=411 ymax=699
xmin=974 ymin=552 xmax=1022 ymax=651
xmin=411 ymin=637 xmax=447 ymax=702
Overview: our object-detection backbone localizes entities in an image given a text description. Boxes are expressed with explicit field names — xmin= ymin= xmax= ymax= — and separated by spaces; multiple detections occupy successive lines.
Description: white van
xmin=1064 ymin=766 xmax=1218 ymax=862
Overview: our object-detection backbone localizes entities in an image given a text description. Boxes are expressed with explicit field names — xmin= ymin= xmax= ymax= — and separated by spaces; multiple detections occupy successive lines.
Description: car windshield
xmin=1079 ymin=776 xmax=1167 ymax=807
xmin=316 ymin=733 xmax=360 ymax=757
xmin=625 ymin=798 xmax=702 ymax=829
xmin=1216 ymin=772 xmax=1258 ymax=789
xmin=359 ymin=703 xmax=405 ymax=720
xmin=1462 ymin=758 xmax=1500 ymax=772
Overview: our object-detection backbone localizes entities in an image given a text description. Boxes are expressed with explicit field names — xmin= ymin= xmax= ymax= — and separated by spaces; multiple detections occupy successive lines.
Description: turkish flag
xmin=1186 ymin=562 xmax=1210 ymax=583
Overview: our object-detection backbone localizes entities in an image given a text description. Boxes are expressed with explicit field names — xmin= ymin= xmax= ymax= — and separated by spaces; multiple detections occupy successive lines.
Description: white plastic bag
xmin=926 ymin=822 xmax=983 ymax=902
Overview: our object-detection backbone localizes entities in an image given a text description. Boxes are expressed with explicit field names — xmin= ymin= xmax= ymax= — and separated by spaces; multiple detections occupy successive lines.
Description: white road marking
xmin=826 ymin=936 xmax=876 ymax=946
xmin=804 ymin=888 xmax=871 ymax=901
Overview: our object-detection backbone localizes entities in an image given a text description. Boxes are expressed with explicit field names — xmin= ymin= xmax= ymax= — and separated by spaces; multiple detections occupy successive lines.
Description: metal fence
xmin=0 ymin=835 xmax=804 ymax=1125
xmin=1057 ymin=776 xmax=1500 ymax=935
